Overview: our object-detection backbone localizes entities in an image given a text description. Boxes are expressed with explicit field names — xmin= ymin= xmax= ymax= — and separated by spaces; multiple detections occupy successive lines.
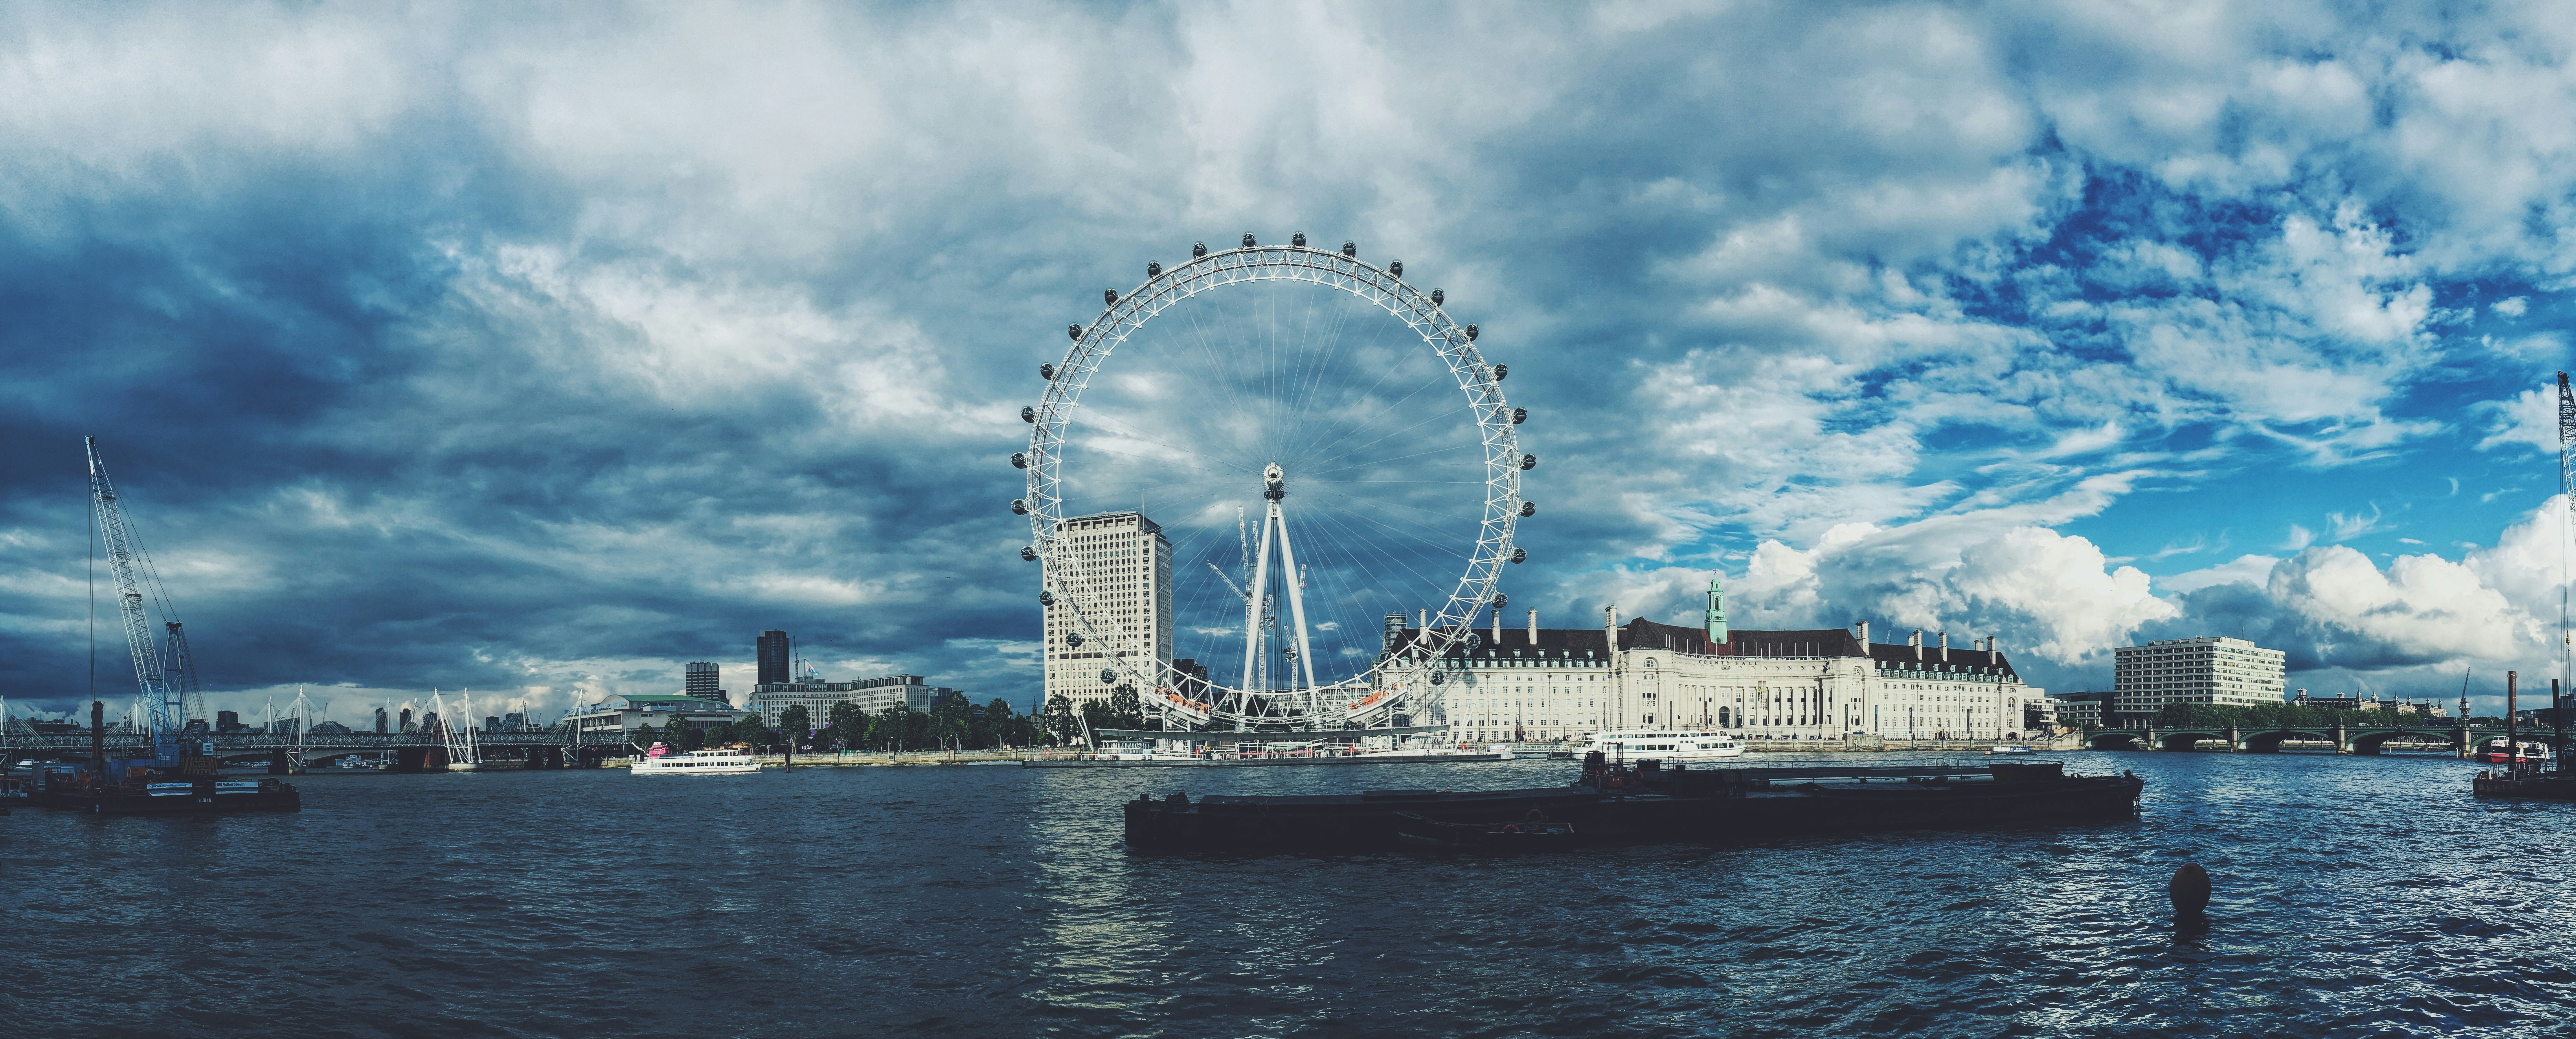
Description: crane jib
xmin=86 ymin=437 xmax=192 ymax=766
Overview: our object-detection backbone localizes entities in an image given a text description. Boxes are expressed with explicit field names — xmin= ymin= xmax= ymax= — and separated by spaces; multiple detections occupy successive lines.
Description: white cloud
xmin=2163 ymin=554 xmax=2281 ymax=594
xmin=2494 ymin=296 xmax=2530 ymax=316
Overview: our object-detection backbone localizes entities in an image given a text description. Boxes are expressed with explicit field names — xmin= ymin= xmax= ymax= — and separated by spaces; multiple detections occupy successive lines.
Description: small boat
xmin=1544 ymin=750 xmax=1575 ymax=760
xmin=2472 ymin=738 xmax=2550 ymax=765
xmin=1581 ymin=729 xmax=1744 ymax=762
xmin=631 ymin=743 xmax=759 ymax=775
xmin=1393 ymin=811 xmax=1579 ymax=851
xmin=1988 ymin=745 xmax=2036 ymax=755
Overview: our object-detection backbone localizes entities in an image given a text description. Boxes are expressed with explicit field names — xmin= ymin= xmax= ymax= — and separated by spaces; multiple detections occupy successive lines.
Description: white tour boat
xmin=630 ymin=743 xmax=760 ymax=775
xmin=1583 ymin=729 xmax=1744 ymax=761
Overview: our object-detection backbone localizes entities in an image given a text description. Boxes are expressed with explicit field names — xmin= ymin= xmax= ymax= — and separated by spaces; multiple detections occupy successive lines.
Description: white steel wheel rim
xmin=1022 ymin=242 xmax=1520 ymax=730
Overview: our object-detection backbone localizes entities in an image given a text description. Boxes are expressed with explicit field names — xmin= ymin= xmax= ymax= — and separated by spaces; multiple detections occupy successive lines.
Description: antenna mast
xmin=86 ymin=437 xmax=184 ymax=762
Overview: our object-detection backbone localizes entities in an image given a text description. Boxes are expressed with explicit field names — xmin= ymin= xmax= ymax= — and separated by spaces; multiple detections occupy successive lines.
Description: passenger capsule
xmin=1492 ymin=363 xmax=1509 ymax=381
xmin=1519 ymin=501 xmax=1536 ymax=517
xmin=1491 ymin=593 xmax=1509 ymax=608
xmin=1389 ymin=260 xmax=1403 ymax=277
xmin=1431 ymin=288 xmax=1444 ymax=306
xmin=1066 ymin=323 xmax=1082 ymax=341
xmin=1193 ymin=242 xmax=1207 ymax=258
xmin=1066 ymin=632 xmax=1085 ymax=648
xmin=1039 ymin=363 xmax=1056 ymax=380
xmin=1020 ymin=546 xmax=1039 ymax=562
xmin=1341 ymin=240 xmax=1356 ymax=258
xmin=1011 ymin=452 xmax=1028 ymax=469
xmin=1104 ymin=288 xmax=1119 ymax=306
xmin=1020 ymin=405 xmax=1036 ymax=423
xmin=1100 ymin=668 xmax=1118 ymax=684
xmin=1430 ymin=671 xmax=1446 ymax=686
xmin=1511 ymin=406 xmax=1526 ymax=425
xmin=1465 ymin=323 xmax=1479 ymax=341
xmin=1012 ymin=498 xmax=1029 ymax=515
xmin=1519 ymin=453 xmax=1537 ymax=471
xmin=1241 ymin=233 xmax=1256 ymax=247
xmin=1510 ymin=548 xmax=1527 ymax=564
xmin=1039 ymin=590 xmax=1054 ymax=606
xmin=1292 ymin=232 xmax=1307 ymax=247
xmin=1146 ymin=261 xmax=1161 ymax=277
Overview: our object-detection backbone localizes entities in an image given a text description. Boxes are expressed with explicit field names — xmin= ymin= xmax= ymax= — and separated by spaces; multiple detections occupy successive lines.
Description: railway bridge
xmin=2085 ymin=722 xmax=2553 ymax=756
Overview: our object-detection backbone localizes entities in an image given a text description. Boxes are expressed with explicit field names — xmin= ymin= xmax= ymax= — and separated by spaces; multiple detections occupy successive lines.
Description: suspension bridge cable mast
xmin=86 ymin=437 xmax=185 ymax=764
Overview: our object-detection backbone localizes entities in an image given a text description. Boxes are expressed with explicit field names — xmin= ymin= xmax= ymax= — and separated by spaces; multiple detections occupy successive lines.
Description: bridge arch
xmin=2240 ymin=729 xmax=2335 ymax=753
xmin=2348 ymin=729 xmax=2462 ymax=756
xmin=2158 ymin=729 xmax=2233 ymax=752
xmin=2089 ymin=732 xmax=2147 ymax=751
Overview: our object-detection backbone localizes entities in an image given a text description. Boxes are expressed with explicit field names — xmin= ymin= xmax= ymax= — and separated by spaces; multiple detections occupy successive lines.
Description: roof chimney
xmin=1854 ymin=620 xmax=1869 ymax=646
xmin=1939 ymin=631 xmax=1950 ymax=662
xmin=1528 ymin=608 xmax=1537 ymax=645
xmin=1911 ymin=630 xmax=1923 ymax=661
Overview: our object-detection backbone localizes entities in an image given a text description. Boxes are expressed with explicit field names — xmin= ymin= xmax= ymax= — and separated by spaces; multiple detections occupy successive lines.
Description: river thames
xmin=7 ymin=750 xmax=2574 ymax=1037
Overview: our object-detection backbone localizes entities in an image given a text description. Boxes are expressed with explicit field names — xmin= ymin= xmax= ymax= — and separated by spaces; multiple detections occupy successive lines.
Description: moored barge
xmin=1124 ymin=756 xmax=2142 ymax=852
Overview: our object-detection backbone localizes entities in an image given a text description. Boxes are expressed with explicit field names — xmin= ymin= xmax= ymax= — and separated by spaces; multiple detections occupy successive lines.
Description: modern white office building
xmin=1042 ymin=510 xmax=1174 ymax=710
xmin=1378 ymin=581 xmax=2047 ymax=744
xmin=2109 ymin=636 xmax=2286 ymax=725
xmin=749 ymin=674 xmax=966 ymax=722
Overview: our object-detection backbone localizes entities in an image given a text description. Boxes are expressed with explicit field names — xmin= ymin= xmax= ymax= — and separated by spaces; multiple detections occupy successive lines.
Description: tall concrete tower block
xmin=757 ymin=630 xmax=791 ymax=687
xmin=1704 ymin=573 xmax=1729 ymax=644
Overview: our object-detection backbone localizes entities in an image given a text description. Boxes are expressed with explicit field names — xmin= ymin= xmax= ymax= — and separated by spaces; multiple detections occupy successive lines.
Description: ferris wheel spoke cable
xmin=1298 ymin=503 xmax=1458 ymax=613
xmin=1293 ymin=371 xmax=1460 ymax=464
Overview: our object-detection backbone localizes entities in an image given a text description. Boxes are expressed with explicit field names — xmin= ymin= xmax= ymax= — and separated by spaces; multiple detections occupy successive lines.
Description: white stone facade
xmin=2112 ymin=636 xmax=2286 ymax=724
xmin=1391 ymin=613 xmax=2045 ymax=744
xmin=1042 ymin=511 xmax=1175 ymax=709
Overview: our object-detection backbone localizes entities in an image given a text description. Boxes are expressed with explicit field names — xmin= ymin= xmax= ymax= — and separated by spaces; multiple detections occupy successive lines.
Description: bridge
xmin=2084 ymin=722 xmax=2557 ymax=756
xmin=1 ymin=726 xmax=638 ymax=771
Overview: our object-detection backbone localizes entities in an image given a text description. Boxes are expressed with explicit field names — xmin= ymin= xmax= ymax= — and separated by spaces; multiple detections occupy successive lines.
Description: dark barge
xmin=1124 ymin=757 xmax=2142 ymax=852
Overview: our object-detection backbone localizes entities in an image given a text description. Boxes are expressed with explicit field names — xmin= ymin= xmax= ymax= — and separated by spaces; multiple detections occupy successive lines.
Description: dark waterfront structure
xmin=757 ymin=630 xmax=791 ymax=685
xmin=1123 ymin=759 xmax=2142 ymax=851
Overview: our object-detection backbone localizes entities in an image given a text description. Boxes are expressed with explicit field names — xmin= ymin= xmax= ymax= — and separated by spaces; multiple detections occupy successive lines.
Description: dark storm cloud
xmin=4 ymin=2 xmax=2576 ymax=721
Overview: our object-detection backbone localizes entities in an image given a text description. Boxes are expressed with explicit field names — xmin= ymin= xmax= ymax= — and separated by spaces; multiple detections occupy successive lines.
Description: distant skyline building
xmin=1042 ymin=511 xmax=1173 ymax=710
xmin=2111 ymin=636 xmax=2286 ymax=726
xmin=750 ymin=673 xmax=967 ymax=726
xmin=758 ymin=630 xmax=791 ymax=686
xmin=685 ymin=660 xmax=726 ymax=705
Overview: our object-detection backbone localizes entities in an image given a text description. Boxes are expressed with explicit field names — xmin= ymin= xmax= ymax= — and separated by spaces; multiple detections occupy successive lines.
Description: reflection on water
xmin=9 ymin=752 xmax=2576 ymax=1036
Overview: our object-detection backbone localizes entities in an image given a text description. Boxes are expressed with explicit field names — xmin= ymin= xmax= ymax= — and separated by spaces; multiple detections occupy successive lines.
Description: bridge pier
xmin=2225 ymin=725 xmax=2241 ymax=752
xmin=2333 ymin=722 xmax=2349 ymax=755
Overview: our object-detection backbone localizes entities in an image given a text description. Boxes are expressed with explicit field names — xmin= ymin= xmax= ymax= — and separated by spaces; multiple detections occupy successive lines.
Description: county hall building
xmin=1380 ymin=577 xmax=2047 ymax=744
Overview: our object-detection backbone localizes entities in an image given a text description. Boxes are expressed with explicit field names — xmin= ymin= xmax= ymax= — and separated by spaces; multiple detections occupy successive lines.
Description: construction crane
xmin=86 ymin=437 xmax=197 ymax=765
xmin=2560 ymin=373 xmax=2576 ymax=694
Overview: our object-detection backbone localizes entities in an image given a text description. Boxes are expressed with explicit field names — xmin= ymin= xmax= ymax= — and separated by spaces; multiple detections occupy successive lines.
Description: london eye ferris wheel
xmin=1014 ymin=233 xmax=1535 ymax=731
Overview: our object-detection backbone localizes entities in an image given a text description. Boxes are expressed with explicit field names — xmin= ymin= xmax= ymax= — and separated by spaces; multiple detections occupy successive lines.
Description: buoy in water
xmin=2170 ymin=863 xmax=2211 ymax=915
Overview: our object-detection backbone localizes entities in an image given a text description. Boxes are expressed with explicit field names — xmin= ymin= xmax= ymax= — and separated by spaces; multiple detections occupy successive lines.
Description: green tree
xmin=633 ymin=721 xmax=661 ymax=751
xmin=779 ymin=705 xmax=812 ymax=750
xmin=984 ymin=698 xmax=1019 ymax=749
xmin=923 ymin=691 xmax=970 ymax=751
xmin=1042 ymin=693 xmax=1079 ymax=745
xmin=729 ymin=711 xmax=770 ymax=749
xmin=673 ymin=721 xmax=707 ymax=751
xmin=827 ymin=701 xmax=868 ymax=751
xmin=875 ymin=705 xmax=911 ymax=752
xmin=1106 ymin=685 xmax=1146 ymax=729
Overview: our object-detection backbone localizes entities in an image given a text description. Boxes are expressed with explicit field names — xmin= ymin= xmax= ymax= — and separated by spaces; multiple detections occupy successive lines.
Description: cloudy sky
xmin=5 ymin=1 xmax=2576 ymax=725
